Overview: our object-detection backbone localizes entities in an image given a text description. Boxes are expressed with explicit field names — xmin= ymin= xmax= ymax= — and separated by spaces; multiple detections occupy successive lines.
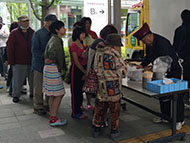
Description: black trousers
xmin=159 ymin=64 xmax=184 ymax=122
xmin=70 ymin=65 xmax=85 ymax=116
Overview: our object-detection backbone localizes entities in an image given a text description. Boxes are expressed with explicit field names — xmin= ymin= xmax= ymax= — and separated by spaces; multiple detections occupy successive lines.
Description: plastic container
xmin=128 ymin=69 xmax=143 ymax=81
xmin=146 ymin=78 xmax=188 ymax=94
xmin=142 ymin=77 xmax=152 ymax=89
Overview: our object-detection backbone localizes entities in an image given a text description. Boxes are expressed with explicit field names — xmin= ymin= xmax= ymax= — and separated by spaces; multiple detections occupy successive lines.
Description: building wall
xmin=150 ymin=0 xmax=190 ymax=43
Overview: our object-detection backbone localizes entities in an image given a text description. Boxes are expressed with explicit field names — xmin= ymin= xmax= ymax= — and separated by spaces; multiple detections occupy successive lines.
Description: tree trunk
xmin=41 ymin=0 xmax=48 ymax=26
xmin=29 ymin=0 xmax=56 ymax=27
xmin=18 ymin=4 xmax=21 ymax=16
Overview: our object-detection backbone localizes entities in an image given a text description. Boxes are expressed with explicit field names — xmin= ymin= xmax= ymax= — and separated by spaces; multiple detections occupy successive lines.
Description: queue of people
xmin=0 ymin=8 xmax=190 ymax=139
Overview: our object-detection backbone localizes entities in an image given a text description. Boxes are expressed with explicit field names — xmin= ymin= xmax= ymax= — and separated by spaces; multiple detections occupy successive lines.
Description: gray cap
xmin=0 ymin=16 xmax=5 ymax=25
xmin=18 ymin=15 xmax=29 ymax=22
xmin=44 ymin=14 xmax=57 ymax=22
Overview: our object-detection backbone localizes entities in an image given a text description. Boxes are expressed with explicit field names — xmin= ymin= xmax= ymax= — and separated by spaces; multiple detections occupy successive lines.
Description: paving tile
xmin=0 ymin=117 xmax=17 ymax=124
xmin=16 ymin=114 xmax=39 ymax=121
xmin=23 ymin=109 xmax=34 ymax=114
xmin=38 ymin=128 xmax=65 ymax=138
xmin=0 ymin=122 xmax=21 ymax=131
xmin=0 ymin=109 xmax=14 ymax=118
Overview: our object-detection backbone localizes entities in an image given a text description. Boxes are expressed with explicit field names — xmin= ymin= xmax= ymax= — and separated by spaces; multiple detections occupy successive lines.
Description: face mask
xmin=20 ymin=26 xmax=29 ymax=30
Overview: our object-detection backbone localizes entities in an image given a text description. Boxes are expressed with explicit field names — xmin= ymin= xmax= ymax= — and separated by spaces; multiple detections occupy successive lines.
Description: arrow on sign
xmin=99 ymin=9 xmax=104 ymax=14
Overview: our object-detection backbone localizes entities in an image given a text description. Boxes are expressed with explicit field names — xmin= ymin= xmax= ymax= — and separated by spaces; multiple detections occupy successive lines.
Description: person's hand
xmin=144 ymin=66 xmax=152 ymax=71
xmin=136 ymin=65 xmax=143 ymax=69
xmin=4 ymin=61 xmax=8 ymax=66
xmin=45 ymin=59 xmax=54 ymax=64
xmin=82 ymin=72 xmax=88 ymax=80
xmin=81 ymin=47 xmax=89 ymax=59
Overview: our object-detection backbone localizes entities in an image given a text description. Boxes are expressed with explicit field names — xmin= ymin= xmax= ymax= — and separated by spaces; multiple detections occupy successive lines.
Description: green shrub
xmin=62 ymin=46 xmax=71 ymax=84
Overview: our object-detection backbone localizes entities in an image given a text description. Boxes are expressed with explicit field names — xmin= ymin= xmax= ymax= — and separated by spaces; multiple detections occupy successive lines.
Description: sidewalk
xmin=0 ymin=76 xmax=190 ymax=143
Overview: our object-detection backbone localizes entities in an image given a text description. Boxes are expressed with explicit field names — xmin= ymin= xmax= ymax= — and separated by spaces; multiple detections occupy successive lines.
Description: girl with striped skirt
xmin=43 ymin=20 xmax=67 ymax=126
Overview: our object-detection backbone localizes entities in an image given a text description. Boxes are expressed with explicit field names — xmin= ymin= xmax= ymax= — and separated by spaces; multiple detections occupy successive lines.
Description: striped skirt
xmin=43 ymin=64 xmax=65 ymax=96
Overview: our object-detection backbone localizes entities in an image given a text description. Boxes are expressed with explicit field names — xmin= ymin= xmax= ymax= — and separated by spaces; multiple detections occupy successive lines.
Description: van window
xmin=126 ymin=12 xmax=140 ymax=35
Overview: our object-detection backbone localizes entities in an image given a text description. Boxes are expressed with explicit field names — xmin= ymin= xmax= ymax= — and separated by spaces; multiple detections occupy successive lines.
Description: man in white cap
xmin=32 ymin=14 xmax=57 ymax=115
xmin=0 ymin=16 xmax=9 ymax=79
xmin=7 ymin=15 xmax=34 ymax=103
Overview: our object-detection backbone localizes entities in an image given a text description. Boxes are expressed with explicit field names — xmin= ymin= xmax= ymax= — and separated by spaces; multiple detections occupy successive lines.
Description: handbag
xmin=82 ymin=69 xmax=98 ymax=93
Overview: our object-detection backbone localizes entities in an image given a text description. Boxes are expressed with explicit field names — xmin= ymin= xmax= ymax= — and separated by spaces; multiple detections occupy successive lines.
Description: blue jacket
xmin=31 ymin=27 xmax=51 ymax=73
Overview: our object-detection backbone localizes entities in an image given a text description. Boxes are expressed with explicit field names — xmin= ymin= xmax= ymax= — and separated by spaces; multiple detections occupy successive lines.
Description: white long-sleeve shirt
xmin=0 ymin=25 xmax=9 ymax=47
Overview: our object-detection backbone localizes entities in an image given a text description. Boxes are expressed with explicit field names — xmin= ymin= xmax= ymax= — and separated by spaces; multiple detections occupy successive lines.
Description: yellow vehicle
xmin=124 ymin=0 xmax=150 ymax=61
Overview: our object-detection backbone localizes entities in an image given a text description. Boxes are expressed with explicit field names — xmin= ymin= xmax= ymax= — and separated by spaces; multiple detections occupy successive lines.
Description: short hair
xmin=181 ymin=9 xmax=190 ymax=23
xmin=100 ymin=24 xmax=118 ymax=40
xmin=73 ymin=21 xmax=85 ymax=29
xmin=80 ymin=17 xmax=92 ymax=25
xmin=73 ymin=20 xmax=87 ymax=37
xmin=85 ymin=17 xmax=92 ymax=25
xmin=10 ymin=22 xmax=18 ymax=32
xmin=49 ymin=20 xmax=65 ymax=35
xmin=72 ymin=27 xmax=86 ymax=41
xmin=44 ymin=14 xmax=57 ymax=22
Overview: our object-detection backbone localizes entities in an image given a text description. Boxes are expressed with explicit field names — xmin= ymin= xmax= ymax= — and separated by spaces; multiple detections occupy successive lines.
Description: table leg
xmin=172 ymin=94 xmax=177 ymax=135
xmin=148 ymin=94 xmax=186 ymax=143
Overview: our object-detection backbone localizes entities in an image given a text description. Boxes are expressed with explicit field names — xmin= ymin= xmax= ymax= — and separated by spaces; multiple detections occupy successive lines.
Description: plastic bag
xmin=153 ymin=56 xmax=173 ymax=73
xmin=163 ymin=78 xmax=174 ymax=85
xmin=127 ymin=65 xmax=143 ymax=81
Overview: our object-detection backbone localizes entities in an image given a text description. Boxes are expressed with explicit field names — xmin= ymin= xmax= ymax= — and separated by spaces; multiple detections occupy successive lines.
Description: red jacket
xmin=7 ymin=27 xmax=34 ymax=65
xmin=88 ymin=30 xmax=98 ymax=39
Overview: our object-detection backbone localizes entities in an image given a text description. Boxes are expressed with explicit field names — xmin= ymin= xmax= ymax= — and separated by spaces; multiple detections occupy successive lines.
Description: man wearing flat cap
xmin=0 ymin=16 xmax=9 ymax=79
xmin=32 ymin=14 xmax=57 ymax=115
xmin=134 ymin=23 xmax=185 ymax=130
xmin=7 ymin=15 xmax=34 ymax=103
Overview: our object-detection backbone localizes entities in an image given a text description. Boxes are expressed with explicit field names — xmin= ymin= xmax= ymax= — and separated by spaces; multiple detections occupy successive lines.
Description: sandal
xmin=87 ymin=105 xmax=94 ymax=111
xmin=72 ymin=113 xmax=88 ymax=119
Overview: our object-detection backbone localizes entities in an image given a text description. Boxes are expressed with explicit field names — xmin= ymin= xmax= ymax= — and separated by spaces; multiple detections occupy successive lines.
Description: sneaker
xmin=12 ymin=97 xmax=19 ymax=103
xmin=153 ymin=117 xmax=168 ymax=123
xmin=50 ymin=119 xmax=68 ymax=126
xmin=33 ymin=108 xmax=47 ymax=115
xmin=93 ymin=127 xmax=101 ymax=138
xmin=110 ymin=129 xmax=120 ymax=139
xmin=176 ymin=121 xmax=185 ymax=130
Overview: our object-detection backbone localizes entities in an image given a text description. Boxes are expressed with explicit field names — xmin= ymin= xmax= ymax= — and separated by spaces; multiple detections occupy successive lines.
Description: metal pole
xmin=108 ymin=0 xmax=111 ymax=24
xmin=113 ymin=0 xmax=121 ymax=35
